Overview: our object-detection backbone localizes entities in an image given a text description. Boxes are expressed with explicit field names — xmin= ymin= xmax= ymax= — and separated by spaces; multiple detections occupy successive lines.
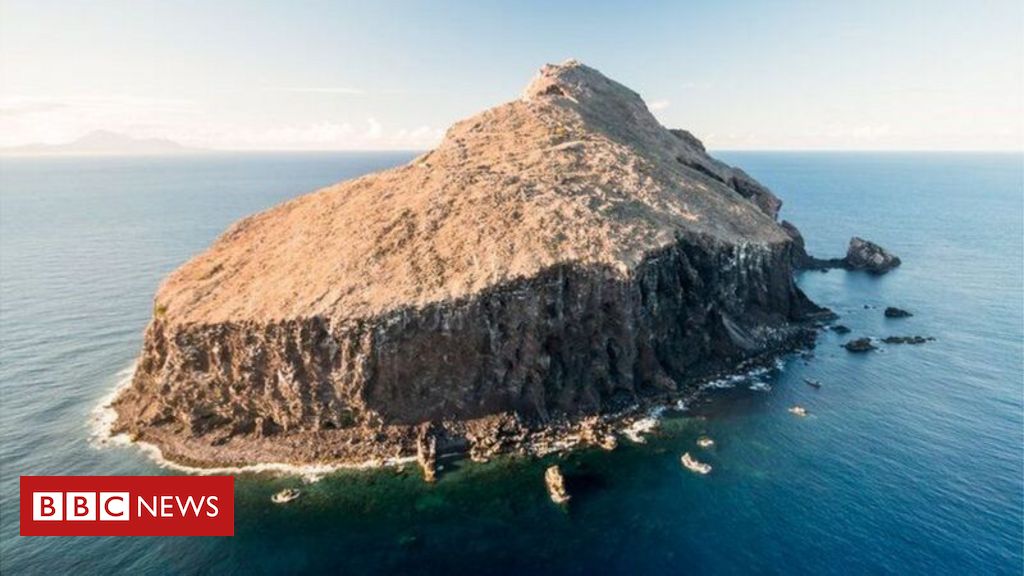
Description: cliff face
xmin=113 ymin=61 xmax=823 ymax=466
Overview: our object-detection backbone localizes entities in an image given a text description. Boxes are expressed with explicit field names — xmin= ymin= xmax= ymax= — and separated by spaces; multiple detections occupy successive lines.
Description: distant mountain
xmin=0 ymin=130 xmax=200 ymax=156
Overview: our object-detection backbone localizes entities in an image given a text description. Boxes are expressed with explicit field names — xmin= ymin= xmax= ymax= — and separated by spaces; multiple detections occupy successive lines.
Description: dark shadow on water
xmin=562 ymin=466 xmax=609 ymax=504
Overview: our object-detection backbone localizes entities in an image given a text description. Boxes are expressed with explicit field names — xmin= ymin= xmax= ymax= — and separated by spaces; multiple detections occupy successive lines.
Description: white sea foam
xmin=88 ymin=364 xmax=414 ymax=483
xmin=87 ymin=363 xmax=136 ymax=449
xmin=620 ymin=406 xmax=666 ymax=443
xmin=699 ymin=357 xmax=788 ymax=393
xmin=621 ymin=418 xmax=658 ymax=443
xmin=748 ymin=380 xmax=772 ymax=392
xmin=700 ymin=373 xmax=747 ymax=390
xmin=129 ymin=441 xmax=415 ymax=483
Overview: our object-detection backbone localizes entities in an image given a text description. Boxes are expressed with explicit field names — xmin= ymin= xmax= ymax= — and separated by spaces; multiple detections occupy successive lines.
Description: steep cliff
xmin=112 ymin=60 xmax=824 ymax=466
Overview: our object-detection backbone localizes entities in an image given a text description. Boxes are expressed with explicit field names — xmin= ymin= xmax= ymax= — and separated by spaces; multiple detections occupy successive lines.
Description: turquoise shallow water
xmin=1 ymin=152 xmax=1021 ymax=574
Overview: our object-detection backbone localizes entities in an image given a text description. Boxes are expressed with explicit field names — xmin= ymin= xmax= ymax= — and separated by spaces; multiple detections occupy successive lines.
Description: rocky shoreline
xmin=102 ymin=327 xmax=820 ymax=477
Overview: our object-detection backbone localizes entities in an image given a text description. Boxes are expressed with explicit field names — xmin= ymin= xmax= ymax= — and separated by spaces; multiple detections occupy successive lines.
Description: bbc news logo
xmin=21 ymin=476 xmax=234 ymax=536
xmin=33 ymin=491 xmax=133 ymax=521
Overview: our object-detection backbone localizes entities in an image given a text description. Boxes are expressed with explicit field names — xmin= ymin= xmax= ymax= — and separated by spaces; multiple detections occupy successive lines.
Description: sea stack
xmin=845 ymin=237 xmax=901 ymax=274
xmin=112 ymin=60 xmax=823 ymax=467
xmin=545 ymin=465 xmax=571 ymax=504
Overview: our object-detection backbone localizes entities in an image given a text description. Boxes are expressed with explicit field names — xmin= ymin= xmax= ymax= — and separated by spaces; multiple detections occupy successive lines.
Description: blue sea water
xmin=0 ymin=151 xmax=1021 ymax=575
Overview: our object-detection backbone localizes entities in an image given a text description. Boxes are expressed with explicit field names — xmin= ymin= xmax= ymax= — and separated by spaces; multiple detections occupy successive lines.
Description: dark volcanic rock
xmin=668 ymin=129 xmax=782 ymax=219
xmin=882 ymin=336 xmax=934 ymax=345
xmin=668 ymin=129 xmax=706 ymax=153
xmin=781 ymin=220 xmax=817 ymax=269
xmin=783 ymin=222 xmax=901 ymax=276
xmin=843 ymin=338 xmax=877 ymax=353
xmin=780 ymin=221 xmax=845 ymax=271
xmin=884 ymin=307 xmax=913 ymax=318
xmin=830 ymin=324 xmax=852 ymax=335
xmin=111 ymin=60 xmax=826 ymax=467
xmin=845 ymin=237 xmax=901 ymax=274
xmin=729 ymin=170 xmax=783 ymax=219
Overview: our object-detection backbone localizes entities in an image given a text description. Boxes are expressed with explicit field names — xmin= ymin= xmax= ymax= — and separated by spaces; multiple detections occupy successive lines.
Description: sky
xmin=1 ymin=0 xmax=1022 ymax=151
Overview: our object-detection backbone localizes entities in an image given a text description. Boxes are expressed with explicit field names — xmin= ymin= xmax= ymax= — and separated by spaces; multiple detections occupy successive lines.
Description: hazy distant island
xmin=0 ymin=130 xmax=199 ymax=157
xmin=110 ymin=61 xmax=893 ymax=474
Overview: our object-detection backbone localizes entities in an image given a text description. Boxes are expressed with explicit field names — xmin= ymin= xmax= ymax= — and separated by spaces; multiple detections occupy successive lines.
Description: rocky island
xmin=112 ymin=60 xmax=831 ymax=469
xmin=783 ymin=223 xmax=901 ymax=275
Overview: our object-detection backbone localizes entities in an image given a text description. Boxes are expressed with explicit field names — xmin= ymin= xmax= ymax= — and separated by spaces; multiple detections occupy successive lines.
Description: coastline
xmin=89 ymin=364 xmax=418 ymax=481
xmin=91 ymin=335 xmax=813 ymax=481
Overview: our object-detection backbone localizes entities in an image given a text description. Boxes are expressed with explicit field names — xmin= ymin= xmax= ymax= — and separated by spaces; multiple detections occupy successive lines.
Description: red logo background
xmin=20 ymin=476 xmax=234 ymax=536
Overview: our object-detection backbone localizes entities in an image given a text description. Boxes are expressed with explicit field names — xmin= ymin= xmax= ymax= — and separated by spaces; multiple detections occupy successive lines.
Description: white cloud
xmin=198 ymin=119 xmax=443 ymax=151
xmin=365 ymin=117 xmax=383 ymax=139
xmin=648 ymin=99 xmax=671 ymax=111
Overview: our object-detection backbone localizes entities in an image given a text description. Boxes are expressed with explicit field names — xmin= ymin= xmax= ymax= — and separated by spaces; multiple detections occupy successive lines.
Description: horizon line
xmin=2 ymin=147 xmax=1022 ymax=158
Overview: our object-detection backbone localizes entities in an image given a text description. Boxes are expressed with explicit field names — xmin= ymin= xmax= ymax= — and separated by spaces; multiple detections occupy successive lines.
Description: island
xmin=112 ymin=60 xmax=833 ymax=469
xmin=0 ymin=130 xmax=197 ymax=156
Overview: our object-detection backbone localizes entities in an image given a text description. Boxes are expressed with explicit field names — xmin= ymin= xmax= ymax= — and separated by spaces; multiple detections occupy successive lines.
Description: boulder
xmin=830 ymin=324 xmax=852 ymax=334
xmin=545 ymin=465 xmax=571 ymax=504
xmin=416 ymin=425 xmax=439 ymax=483
xmin=845 ymin=237 xmax=901 ymax=274
xmin=844 ymin=338 xmax=877 ymax=353
xmin=884 ymin=307 xmax=913 ymax=318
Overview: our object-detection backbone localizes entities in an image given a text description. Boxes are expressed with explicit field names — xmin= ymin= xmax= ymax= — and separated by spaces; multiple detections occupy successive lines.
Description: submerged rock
xmin=112 ymin=60 xmax=826 ymax=467
xmin=884 ymin=307 xmax=913 ymax=318
xmin=843 ymin=338 xmax=877 ymax=353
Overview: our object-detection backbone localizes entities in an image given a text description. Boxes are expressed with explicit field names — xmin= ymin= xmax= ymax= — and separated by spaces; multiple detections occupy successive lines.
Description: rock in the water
xmin=884 ymin=307 xmax=913 ymax=318
xmin=830 ymin=324 xmax=852 ymax=335
xmin=545 ymin=465 xmax=571 ymax=504
xmin=111 ymin=60 xmax=825 ymax=467
xmin=416 ymin=426 xmax=439 ymax=483
xmin=845 ymin=237 xmax=901 ymax=274
xmin=784 ymin=225 xmax=902 ymax=276
xmin=844 ymin=338 xmax=877 ymax=353
xmin=882 ymin=335 xmax=934 ymax=345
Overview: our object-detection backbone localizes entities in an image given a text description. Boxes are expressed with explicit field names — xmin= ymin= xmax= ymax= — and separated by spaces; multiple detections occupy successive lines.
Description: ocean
xmin=1 ymin=151 xmax=1021 ymax=575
